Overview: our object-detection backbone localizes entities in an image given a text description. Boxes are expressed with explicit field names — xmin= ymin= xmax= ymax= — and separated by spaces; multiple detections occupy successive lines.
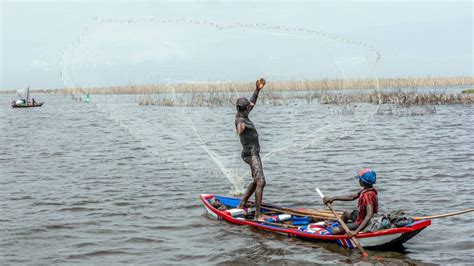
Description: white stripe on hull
xmin=358 ymin=233 xmax=402 ymax=247
xmin=205 ymin=206 xmax=219 ymax=219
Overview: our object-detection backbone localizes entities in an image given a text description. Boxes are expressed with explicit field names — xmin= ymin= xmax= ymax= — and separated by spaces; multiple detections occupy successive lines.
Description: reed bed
xmin=320 ymin=91 xmax=474 ymax=106
xmin=138 ymin=91 xmax=289 ymax=107
xmin=52 ymin=76 xmax=474 ymax=95
xmin=137 ymin=90 xmax=473 ymax=107
xmin=377 ymin=105 xmax=437 ymax=116
xmin=37 ymin=76 xmax=474 ymax=112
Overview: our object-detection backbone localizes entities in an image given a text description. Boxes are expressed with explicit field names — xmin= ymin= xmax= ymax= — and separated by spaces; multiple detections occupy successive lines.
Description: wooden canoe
xmin=200 ymin=194 xmax=431 ymax=250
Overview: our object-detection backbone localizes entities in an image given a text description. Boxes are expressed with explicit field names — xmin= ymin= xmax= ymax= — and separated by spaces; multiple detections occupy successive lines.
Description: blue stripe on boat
xmin=214 ymin=195 xmax=241 ymax=208
xmin=347 ymin=239 xmax=353 ymax=249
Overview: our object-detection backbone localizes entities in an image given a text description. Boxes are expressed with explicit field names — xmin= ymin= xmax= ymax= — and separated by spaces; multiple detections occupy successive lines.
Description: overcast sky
xmin=1 ymin=0 xmax=472 ymax=90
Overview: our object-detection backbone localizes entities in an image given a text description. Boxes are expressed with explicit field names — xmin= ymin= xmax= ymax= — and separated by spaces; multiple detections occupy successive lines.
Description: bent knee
xmin=256 ymin=177 xmax=266 ymax=187
xmin=342 ymin=210 xmax=352 ymax=221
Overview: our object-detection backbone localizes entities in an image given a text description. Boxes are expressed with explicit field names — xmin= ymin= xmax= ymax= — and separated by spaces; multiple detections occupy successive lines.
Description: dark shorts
xmin=346 ymin=210 xmax=359 ymax=230
xmin=350 ymin=210 xmax=359 ymax=222
xmin=346 ymin=222 xmax=359 ymax=230
xmin=242 ymin=155 xmax=265 ymax=181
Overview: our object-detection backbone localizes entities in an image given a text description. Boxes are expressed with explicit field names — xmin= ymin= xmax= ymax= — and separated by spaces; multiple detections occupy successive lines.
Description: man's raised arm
xmin=248 ymin=78 xmax=266 ymax=112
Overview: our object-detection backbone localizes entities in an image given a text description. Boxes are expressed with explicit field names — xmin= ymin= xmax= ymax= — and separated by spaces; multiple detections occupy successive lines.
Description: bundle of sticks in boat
xmin=264 ymin=205 xmax=340 ymax=220
xmin=245 ymin=201 xmax=342 ymax=221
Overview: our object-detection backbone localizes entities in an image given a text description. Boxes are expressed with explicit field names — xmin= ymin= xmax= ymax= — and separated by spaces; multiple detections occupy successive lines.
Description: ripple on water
xmin=122 ymin=237 xmax=164 ymax=244
xmin=44 ymin=223 xmax=77 ymax=230
xmin=66 ymin=250 xmax=140 ymax=260
xmin=73 ymin=242 xmax=100 ymax=248
xmin=59 ymin=207 xmax=102 ymax=212
xmin=30 ymin=201 xmax=65 ymax=207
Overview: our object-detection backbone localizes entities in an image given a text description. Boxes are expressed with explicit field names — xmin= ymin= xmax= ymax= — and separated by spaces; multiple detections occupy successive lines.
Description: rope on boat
xmin=413 ymin=208 xmax=474 ymax=221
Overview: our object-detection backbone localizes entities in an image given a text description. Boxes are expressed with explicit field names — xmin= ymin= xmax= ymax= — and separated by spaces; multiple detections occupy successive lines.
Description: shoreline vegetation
xmin=51 ymin=76 xmax=474 ymax=95
xmin=1 ymin=76 xmax=473 ymax=95
xmin=134 ymin=90 xmax=474 ymax=107
xmin=2 ymin=77 xmax=473 ymax=107
xmin=59 ymin=76 xmax=473 ymax=107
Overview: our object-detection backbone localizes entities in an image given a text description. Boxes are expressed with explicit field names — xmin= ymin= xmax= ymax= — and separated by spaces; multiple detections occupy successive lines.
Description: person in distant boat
xmin=32 ymin=98 xmax=36 ymax=105
xmin=323 ymin=169 xmax=378 ymax=236
xmin=235 ymin=78 xmax=269 ymax=221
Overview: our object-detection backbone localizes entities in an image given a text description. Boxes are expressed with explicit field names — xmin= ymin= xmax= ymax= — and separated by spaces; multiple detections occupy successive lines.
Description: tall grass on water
xmin=136 ymin=90 xmax=473 ymax=107
xmin=50 ymin=76 xmax=474 ymax=95
xmin=49 ymin=77 xmax=473 ymax=111
xmin=137 ymin=92 xmax=288 ymax=107
xmin=377 ymin=105 xmax=437 ymax=116
xmin=320 ymin=91 xmax=474 ymax=106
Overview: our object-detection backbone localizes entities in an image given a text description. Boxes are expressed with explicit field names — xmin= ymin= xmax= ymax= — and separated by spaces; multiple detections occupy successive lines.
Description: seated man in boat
xmin=323 ymin=169 xmax=378 ymax=236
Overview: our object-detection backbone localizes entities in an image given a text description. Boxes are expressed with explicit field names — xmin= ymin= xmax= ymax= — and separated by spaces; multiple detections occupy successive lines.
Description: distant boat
xmin=11 ymin=86 xmax=44 ymax=108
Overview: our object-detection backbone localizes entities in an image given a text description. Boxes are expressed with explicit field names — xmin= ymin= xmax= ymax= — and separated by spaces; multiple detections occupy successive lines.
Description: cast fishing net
xmin=60 ymin=17 xmax=381 ymax=194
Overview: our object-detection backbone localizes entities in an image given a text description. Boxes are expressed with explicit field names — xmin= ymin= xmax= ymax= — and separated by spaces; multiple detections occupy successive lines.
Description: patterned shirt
xmin=356 ymin=188 xmax=378 ymax=225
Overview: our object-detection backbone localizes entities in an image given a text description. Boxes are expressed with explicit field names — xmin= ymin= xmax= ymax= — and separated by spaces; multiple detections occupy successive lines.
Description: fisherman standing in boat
xmin=235 ymin=78 xmax=270 ymax=221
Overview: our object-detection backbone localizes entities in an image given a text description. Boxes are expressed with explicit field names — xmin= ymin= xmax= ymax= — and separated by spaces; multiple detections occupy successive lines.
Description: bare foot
xmin=237 ymin=202 xmax=249 ymax=209
xmin=255 ymin=213 xmax=272 ymax=222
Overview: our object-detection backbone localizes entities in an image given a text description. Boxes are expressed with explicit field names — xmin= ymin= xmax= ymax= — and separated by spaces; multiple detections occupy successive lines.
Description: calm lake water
xmin=1 ymin=91 xmax=473 ymax=264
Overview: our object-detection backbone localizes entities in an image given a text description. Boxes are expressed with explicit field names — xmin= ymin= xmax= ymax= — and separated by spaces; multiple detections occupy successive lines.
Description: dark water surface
xmin=1 ymin=93 xmax=473 ymax=264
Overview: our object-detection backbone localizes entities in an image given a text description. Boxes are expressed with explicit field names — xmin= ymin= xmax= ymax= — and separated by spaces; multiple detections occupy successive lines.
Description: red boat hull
xmin=200 ymin=194 xmax=431 ymax=249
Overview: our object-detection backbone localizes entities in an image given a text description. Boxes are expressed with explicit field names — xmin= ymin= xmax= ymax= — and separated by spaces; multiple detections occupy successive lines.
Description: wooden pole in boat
xmin=251 ymin=201 xmax=340 ymax=217
xmin=262 ymin=206 xmax=335 ymax=220
xmin=247 ymin=201 xmax=336 ymax=219
xmin=288 ymin=207 xmax=340 ymax=216
xmin=316 ymin=187 xmax=368 ymax=258
xmin=274 ymin=206 xmax=337 ymax=217
xmin=413 ymin=208 xmax=474 ymax=221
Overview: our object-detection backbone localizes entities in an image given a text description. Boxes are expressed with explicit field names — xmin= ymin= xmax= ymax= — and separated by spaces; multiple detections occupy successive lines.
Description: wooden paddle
xmin=316 ymin=187 xmax=368 ymax=258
